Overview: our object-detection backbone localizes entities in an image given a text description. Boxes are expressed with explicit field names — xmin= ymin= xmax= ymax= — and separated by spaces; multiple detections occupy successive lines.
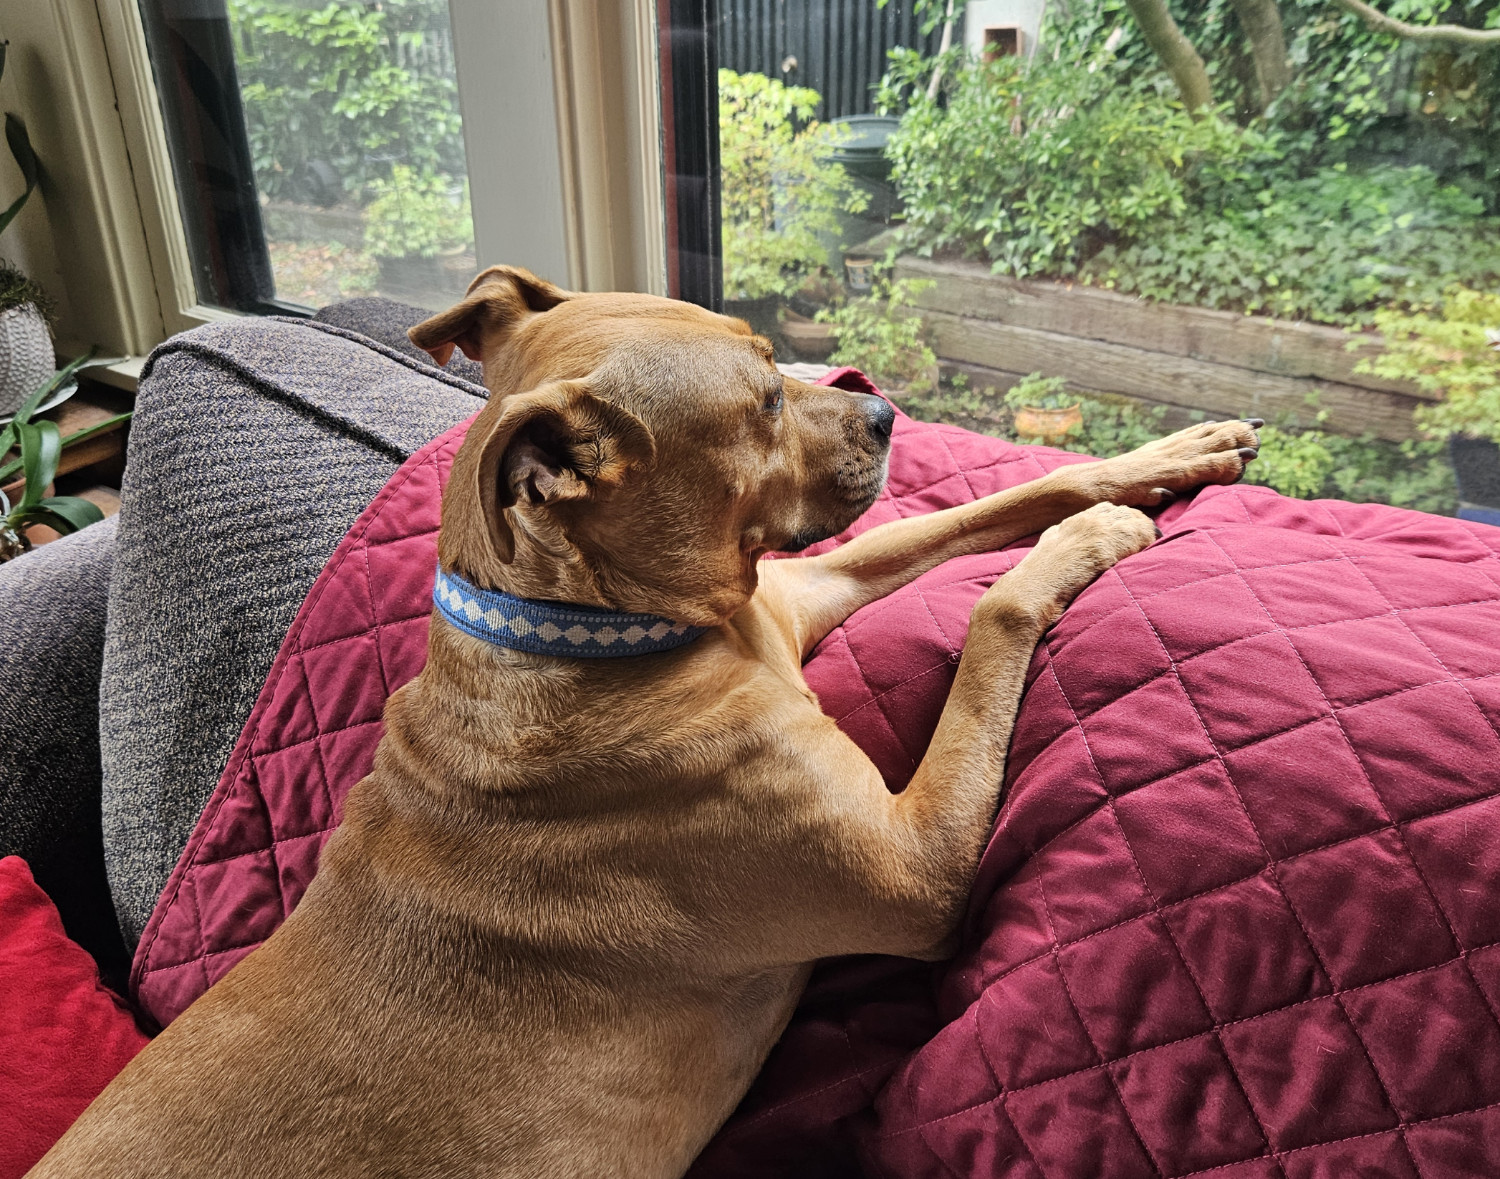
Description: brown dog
xmin=33 ymin=268 xmax=1258 ymax=1178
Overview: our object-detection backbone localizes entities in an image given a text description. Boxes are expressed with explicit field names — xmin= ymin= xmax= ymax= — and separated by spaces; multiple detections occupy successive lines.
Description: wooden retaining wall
xmin=893 ymin=256 xmax=1434 ymax=442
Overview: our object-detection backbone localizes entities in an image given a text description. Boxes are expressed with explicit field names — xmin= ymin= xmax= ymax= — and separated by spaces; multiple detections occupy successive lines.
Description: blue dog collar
xmin=433 ymin=567 xmax=708 ymax=658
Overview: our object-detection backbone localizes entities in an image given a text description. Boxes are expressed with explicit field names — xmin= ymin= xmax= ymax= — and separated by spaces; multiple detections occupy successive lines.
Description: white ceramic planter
xmin=0 ymin=303 xmax=53 ymax=417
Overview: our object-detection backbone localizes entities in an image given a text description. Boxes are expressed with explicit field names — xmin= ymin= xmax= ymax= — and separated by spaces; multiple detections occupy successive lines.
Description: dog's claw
xmin=1242 ymin=418 xmax=1265 ymax=429
xmin=1153 ymin=487 xmax=1175 ymax=506
xmin=1238 ymin=447 xmax=1259 ymax=461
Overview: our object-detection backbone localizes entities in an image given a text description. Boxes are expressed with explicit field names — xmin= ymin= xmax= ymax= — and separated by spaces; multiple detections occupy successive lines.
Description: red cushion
xmin=0 ymin=856 xmax=150 ymax=1179
xmin=102 ymin=368 xmax=1500 ymax=1173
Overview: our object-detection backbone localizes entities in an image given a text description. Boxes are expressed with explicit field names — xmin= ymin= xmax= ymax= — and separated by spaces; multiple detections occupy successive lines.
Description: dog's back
xmin=36 ymin=618 xmax=825 ymax=1178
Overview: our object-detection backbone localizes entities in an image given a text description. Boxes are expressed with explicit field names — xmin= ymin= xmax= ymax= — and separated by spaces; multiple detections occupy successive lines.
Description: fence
xmin=718 ymin=0 xmax=955 ymax=118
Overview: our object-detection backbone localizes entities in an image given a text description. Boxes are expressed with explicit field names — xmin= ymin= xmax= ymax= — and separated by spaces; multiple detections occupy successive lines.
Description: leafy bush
xmin=1039 ymin=0 xmax=1500 ymax=211
xmin=1087 ymin=164 xmax=1500 ymax=327
xmin=818 ymin=277 xmax=937 ymax=393
xmin=879 ymin=49 xmax=1260 ymax=280
xmin=362 ymin=166 xmax=472 ymax=259
xmin=227 ymin=0 xmax=466 ymax=205
xmin=876 ymin=18 xmax=1500 ymax=328
xmin=1358 ymin=285 xmax=1500 ymax=444
xmin=719 ymin=69 xmax=866 ymax=300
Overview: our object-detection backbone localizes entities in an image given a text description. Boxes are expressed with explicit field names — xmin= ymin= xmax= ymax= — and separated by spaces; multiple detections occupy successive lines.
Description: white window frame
xmin=0 ymin=0 xmax=668 ymax=387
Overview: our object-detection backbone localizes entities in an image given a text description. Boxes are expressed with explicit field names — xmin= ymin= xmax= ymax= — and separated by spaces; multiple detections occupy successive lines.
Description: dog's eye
xmin=764 ymin=382 xmax=784 ymax=413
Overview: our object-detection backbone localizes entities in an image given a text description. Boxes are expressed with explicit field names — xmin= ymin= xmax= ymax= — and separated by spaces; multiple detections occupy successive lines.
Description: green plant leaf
xmin=0 ymin=113 xmax=37 ymax=239
xmin=0 ymin=410 xmax=132 ymax=485
xmin=11 ymin=350 xmax=95 ymax=427
xmin=8 ymin=496 xmax=103 ymax=536
xmin=17 ymin=420 xmax=61 ymax=507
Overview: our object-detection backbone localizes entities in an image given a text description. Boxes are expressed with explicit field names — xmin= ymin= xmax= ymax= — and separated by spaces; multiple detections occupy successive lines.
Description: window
xmin=137 ymin=0 xmax=474 ymax=313
xmin=694 ymin=0 xmax=1500 ymax=518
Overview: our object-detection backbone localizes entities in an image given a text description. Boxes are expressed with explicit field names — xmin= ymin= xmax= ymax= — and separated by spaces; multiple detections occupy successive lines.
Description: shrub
xmin=881 ymin=35 xmax=1500 ymax=325
xmin=362 ymin=166 xmax=472 ymax=259
xmin=719 ymin=69 xmax=866 ymax=300
xmin=1087 ymin=164 xmax=1500 ymax=327
xmin=227 ymin=0 xmax=466 ymax=205
xmin=818 ymin=277 xmax=937 ymax=393
xmin=879 ymin=49 xmax=1261 ymax=280
xmin=1358 ymin=285 xmax=1500 ymax=444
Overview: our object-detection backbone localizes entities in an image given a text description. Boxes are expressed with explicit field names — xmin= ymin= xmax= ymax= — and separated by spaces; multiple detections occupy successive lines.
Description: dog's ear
xmin=408 ymin=266 xmax=573 ymax=367
xmin=473 ymin=381 xmax=655 ymax=564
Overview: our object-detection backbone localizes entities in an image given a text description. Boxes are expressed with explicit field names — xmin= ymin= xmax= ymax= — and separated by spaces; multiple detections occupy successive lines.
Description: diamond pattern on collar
xmin=432 ymin=568 xmax=705 ymax=657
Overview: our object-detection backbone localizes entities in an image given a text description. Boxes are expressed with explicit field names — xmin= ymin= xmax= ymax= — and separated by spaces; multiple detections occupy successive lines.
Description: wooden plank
xmin=896 ymin=256 xmax=1429 ymax=400
xmin=921 ymin=310 xmax=1425 ymax=442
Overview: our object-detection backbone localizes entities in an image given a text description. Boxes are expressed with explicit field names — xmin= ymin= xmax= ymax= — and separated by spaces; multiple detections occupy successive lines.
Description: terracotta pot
xmin=0 ymin=302 xmax=54 ymax=418
xmin=1013 ymin=403 xmax=1083 ymax=447
xmin=778 ymin=310 xmax=836 ymax=363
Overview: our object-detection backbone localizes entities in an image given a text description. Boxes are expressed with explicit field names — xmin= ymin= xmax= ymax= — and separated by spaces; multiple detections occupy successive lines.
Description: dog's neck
xmin=434 ymin=566 xmax=708 ymax=658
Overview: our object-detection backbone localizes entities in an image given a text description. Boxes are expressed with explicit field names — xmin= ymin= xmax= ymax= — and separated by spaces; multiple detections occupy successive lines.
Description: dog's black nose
xmin=865 ymin=394 xmax=895 ymax=442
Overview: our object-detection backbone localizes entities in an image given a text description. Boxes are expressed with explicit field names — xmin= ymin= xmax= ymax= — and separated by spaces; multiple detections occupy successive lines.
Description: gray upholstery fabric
xmin=0 ymin=516 xmax=130 ymax=986
xmin=101 ymin=316 xmax=485 ymax=946
xmin=314 ymin=296 xmax=486 ymax=386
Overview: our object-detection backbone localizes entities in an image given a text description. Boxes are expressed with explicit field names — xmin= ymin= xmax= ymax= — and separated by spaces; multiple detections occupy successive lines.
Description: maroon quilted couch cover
xmin=129 ymin=371 xmax=1500 ymax=1176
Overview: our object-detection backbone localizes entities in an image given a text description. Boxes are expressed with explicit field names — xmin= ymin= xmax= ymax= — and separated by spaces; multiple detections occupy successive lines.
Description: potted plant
xmin=362 ymin=165 xmax=474 ymax=294
xmin=0 ymin=354 xmax=126 ymax=560
xmin=719 ymin=69 xmax=865 ymax=335
xmin=1005 ymin=372 xmax=1083 ymax=447
xmin=1358 ymin=287 xmax=1500 ymax=524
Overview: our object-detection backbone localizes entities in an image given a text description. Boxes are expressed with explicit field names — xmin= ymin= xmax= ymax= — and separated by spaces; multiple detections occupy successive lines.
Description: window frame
xmin=0 ymin=0 xmax=676 ymax=386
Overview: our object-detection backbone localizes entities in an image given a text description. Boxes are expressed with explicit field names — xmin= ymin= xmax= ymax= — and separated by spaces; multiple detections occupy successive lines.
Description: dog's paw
xmin=981 ymin=503 xmax=1156 ymax=630
xmin=1091 ymin=418 xmax=1262 ymax=506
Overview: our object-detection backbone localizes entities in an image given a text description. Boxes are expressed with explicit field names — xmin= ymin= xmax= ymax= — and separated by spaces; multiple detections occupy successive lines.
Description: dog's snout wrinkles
xmin=865 ymin=394 xmax=895 ymax=442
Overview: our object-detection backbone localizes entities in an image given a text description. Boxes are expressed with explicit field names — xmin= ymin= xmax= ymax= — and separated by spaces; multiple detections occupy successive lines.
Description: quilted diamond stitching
xmin=128 ymin=390 xmax=1500 ymax=1174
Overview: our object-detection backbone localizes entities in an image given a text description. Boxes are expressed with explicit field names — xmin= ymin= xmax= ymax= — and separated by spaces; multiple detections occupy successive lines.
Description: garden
xmin=720 ymin=0 xmax=1500 ymax=517
xmin=226 ymin=0 xmax=474 ymax=308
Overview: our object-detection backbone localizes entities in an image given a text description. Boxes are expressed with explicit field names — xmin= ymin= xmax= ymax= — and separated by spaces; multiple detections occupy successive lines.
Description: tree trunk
xmin=1229 ymin=0 xmax=1292 ymax=110
xmin=1122 ymin=0 xmax=1215 ymax=110
xmin=1331 ymin=0 xmax=1500 ymax=47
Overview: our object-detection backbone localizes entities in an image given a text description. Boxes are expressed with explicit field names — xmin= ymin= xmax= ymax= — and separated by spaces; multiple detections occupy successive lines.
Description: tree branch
xmin=1330 ymin=0 xmax=1500 ymax=47
xmin=1123 ymin=0 xmax=1215 ymax=110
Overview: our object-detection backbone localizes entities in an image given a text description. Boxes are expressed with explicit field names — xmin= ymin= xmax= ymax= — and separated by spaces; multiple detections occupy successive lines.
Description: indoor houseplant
xmin=0 ymin=354 xmax=123 ymax=560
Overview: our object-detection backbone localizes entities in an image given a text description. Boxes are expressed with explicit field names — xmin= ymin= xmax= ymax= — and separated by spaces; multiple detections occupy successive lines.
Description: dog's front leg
xmin=866 ymin=502 xmax=1159 ymax=959
xmin=759 ymin=418 xmax=1258 ymax=658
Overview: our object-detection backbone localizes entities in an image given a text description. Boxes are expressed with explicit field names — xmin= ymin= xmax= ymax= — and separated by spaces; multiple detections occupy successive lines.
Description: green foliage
xmin=719 ymin=69 xmax=867 ymax=300
xmin=1243 ymin=423 xmax=1338 ymax=499
xmin=361 ymin=165 xmax=472 ymax=259
xmin=1068 ymin=394 xmax=1172 ymax=457
xmin=883 ymin=33 xmax=1500 ymax=326
xmin=818 ymin=277 xmax=937 ymax=393
xmin=1088 ymin=163 xmax=1500 ymax=326
xmin=0 ymin=354 xmax=115 ymax=557
xmin=1003 ymin=372 xmax=1072 ymax=410
xmin=1038 ymin=0 xmax=1500 ymax=206
xmin=879 ymin=49 xmax=1261 ymax=280
xmin=1358 ymin=286 xmax=1500 ymax=444
xmin=226 ymin=0 xmax=465 ymax=205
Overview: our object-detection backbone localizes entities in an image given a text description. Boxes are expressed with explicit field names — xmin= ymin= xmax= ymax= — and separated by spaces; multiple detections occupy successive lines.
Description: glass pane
xmin=711 ymin=0 xmax=1500 ymax=518
xmin=142 ymin=0 xmax=475 ymax=311
xmin=230 ymin=0 xmax=474 ymax=309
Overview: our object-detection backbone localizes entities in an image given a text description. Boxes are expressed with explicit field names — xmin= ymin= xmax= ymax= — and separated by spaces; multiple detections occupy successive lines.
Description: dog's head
xmin=411 ymin=266 xmax=894 ymax=626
